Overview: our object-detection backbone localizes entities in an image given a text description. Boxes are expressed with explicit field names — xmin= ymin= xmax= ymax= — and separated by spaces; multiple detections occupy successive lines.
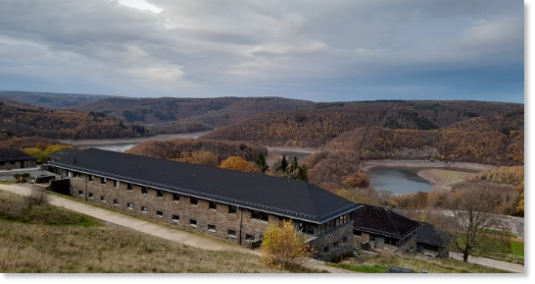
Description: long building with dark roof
xmin=46 ymin=148 xmax=360 ymax=261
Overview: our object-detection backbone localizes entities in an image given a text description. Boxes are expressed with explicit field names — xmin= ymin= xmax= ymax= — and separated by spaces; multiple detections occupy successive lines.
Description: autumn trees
xmin=261 ymin=219 xmax=313 ymax=270
xmin=273 ymin=155 xmax=308 ymax=181
xmin=220 ymin=156 xmax=259 ymax=173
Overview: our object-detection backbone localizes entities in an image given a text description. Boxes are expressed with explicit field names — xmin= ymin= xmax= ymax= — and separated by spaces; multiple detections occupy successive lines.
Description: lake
xmin=61 ymin=131 xmax=212 ymax=152
xmin=367 ymin=167 xmax=433 ymax=195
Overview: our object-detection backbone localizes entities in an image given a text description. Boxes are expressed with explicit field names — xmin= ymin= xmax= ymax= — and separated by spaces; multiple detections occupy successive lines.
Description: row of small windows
xmin=0 ymin=161 xmax=16 ymax=166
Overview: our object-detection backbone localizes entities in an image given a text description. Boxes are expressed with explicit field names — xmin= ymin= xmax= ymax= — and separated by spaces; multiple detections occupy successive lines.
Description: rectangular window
xmin=101 ymin=177 xmax=106 ymax=184
xmin=10 ymin=161 xmax=15 ymax=165
xmin=353 ymin=229 xmax=362 ymax=236
xmin=228 ymin=205 xmax=237 ymax=214
xmin=114 ymin=180 xmax=119 ymax=188
xmin=141 ymin=186 xmax=147 ymax=194
xmin=245 ymin=234 xmax=255 ymax=241
xmin=251 ymin=210 xmax=268 ymax=221
xmin=342 ymin=236 xmax=348 ymax=243
xmin=73 ymin=171 xmax=81 ymax=178
xmin=190 ymin=197 xmax=198 ymax=205
xmin=157 ymin=190 xmax=163 ymax=198
xmin=141 ymin=206 xmax=148 ymax=213
xmin=189 ymin=219 xmax=197 ymax=227
xmin=173 ymin=193 xmax=180 ymax=201
xmin=127 ymin=183 xmax=133 ymax=190
xmin=89 ymin=175 xmax=94 ymax=181
xmin=209 ymin=201 xmax=217 ymax=210
xmin=78 ymin=190 xmax=84 ymax=196
xmin=113 ymin=199 xmax=119 ymax=206
xmin=333 ymin=241 xmax=339 ymax=248
xmin=156 ymin=210 xmax=163 ymax=217
xmin=172 ymin=215 xmax=179 ymax=222
xmin=101 ymin=196 xmax=106 ymax=202
xmin=88 ymin=193 xmax=94 ymax=199
xmin=127 ymin=203 xmax=133 ymax=210
xmin=323 ymin=246 xmax=329 ymax=253
xmin=0 ymin=161 xmax=4 ymax=165
xmin=227 ymin=229 xmax=236 ymax=238
xmin=208 ymin=224 xmax=216 ymax=232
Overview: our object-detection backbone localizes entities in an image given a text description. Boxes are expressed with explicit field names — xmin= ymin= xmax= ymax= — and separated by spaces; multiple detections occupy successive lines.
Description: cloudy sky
xmin=0 ymin=0 xmax=524 ymax=102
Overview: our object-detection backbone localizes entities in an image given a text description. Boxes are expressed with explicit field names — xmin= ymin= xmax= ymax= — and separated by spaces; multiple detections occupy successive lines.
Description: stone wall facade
xmin=309 ymin=222 xmax=353 ymax=262
xmin=66 ymin=171 xmax=351 ymax=260
xmin=0 ymin=160 xmax=36 ymax=170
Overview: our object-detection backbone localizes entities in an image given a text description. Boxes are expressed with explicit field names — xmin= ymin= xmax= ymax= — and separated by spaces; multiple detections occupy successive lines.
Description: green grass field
xmin=510 ymin=241 xmax=524 ymax=257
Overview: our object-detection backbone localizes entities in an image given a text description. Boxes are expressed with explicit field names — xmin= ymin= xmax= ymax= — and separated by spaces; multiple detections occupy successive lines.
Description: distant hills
xmin=0 ymin=91 xmax=115 ymax=109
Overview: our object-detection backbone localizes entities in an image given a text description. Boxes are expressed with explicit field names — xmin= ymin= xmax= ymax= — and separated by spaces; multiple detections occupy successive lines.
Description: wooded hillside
xmin=0 ymin=91 xmax=114 ymax=109
xmin=0 ymin=99 xmax=148 ymax=140
xmin=202 ymin=100 xmax=522 ymax=147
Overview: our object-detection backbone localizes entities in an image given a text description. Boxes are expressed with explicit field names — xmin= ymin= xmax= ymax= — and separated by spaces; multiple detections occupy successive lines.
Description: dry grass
xmin=0 ymin=222 xmax=281 ymax=273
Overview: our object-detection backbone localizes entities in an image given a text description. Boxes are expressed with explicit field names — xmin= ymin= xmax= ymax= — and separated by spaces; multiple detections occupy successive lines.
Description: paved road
xmin=0 ymin=184 xmax=351 ymax=273
xmin=449 ymin=252 xmax=524 ymax=273
xmin=0 ymin=167 xmax=51 ymax=181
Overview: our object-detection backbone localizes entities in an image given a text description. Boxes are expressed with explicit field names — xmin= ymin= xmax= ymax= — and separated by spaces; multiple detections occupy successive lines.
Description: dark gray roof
xmin=49 ymin=148 xmax=360 ymax=223
xmin=0 ymin=148 xmax=36 ymax=162
xmin=46 ymin=148 xmax=79 ymax=161
xmin=416 ymin=221 xmax=452 ymax=247
xmin=352 ymin=205 xmax=421 ymax=239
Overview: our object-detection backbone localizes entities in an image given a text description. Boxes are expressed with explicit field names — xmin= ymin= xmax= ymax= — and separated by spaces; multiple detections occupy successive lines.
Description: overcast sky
xmin=0 ymin=0 xmax=524 ymax=103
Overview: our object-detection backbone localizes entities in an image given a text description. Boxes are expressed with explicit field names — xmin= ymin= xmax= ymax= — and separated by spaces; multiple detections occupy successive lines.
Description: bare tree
xmin=25 ymin=187 xmax=51 ymax=208
xmin=427 ymin=182 xmax=508 ymax=262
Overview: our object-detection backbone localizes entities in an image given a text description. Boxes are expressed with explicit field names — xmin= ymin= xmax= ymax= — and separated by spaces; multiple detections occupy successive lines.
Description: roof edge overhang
xmin=48 ymin=162 xmax=360 ymax=224
xmin=354 ymin=223 xmax=422 ymax=239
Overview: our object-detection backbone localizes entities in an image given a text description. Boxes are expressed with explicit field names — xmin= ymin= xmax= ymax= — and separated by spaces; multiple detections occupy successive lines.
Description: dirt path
xmin=0 ymin=184 xmax=352 ymax=273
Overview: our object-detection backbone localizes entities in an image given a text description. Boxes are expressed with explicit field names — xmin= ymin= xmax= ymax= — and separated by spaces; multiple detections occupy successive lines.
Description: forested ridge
xmin=0 ymin=99 xmax=148 ymax=140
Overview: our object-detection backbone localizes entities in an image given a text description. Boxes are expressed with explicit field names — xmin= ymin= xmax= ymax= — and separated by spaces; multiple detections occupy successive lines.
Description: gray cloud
xmin=0 ymin=0 xmax=524 ymax=102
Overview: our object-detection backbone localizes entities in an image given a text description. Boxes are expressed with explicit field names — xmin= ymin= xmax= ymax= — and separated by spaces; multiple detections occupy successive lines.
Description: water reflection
xmin=367 ymin=167 xmax=432 ymax=195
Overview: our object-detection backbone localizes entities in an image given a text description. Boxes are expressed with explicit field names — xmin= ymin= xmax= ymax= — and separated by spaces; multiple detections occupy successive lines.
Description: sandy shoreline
xmin=360 ymin=159 xmax=497 ymax=172
xmin=361 ymin=159 xmax=492 ymax=193
xmin=61 ymin=131 xmax=212 ymax=146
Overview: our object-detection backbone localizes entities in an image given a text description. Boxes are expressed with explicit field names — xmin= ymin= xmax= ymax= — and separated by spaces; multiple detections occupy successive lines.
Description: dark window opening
xmin=113 ymin=199 xmax=119 ymax=206
xmin=172 ymin=215 xmax=179 ymax=222
xmin=342 ymin=236 xmax=348 ymax=243
xmin=173 ymin=193 xmax=180 ymax=201
xmin=141 ymin=187 xmax=147 ymax=194
xmin=299 ymin=222 xmax=315 ymax=235
xmin=88 ymin=193 xmax=94 ymax=199
xmin=245 ymin=234 xmax=255 ymax=240
xmin=156 ymin=210 xmax=163 ymax=217
xmin=101 ymin=196 xmax=106 ymax=202
xmin=353 ymin=229 xmax=362 ymax=236
xmin=228 ymin=205 xmax=237 ymax=214
xmin=157 ymin=190 xmax=163 ymax=197
xmin=78 ymin=190 xmax=83 ymax=196
xmin=73 ymin=171 xmax=80 ymax=178
xmin=101 ymin=177 xmax=106 ymax=184
xmin=227 ymin=230 xmax=236 ymax=237
xmin=10 ymin=161 xmax=15 ymax=165
xmin=251 ymin=210 xmax=268 ymax=221
xmin=333 ymin=241 xmax=339 ymax=248
xmin=114 ymin=180 xmax=119 ymax=188
xmin=89 ymin=175 xmax=94 ymax=181
xmin=208 ymin=224 xmax=216 ymax=231
xmin=127 ymin=203 xmax=133 ymax=209
xmin=189 ymin=219 xmax=197 ymax=226
xmin=209 ymin=201 xmax=217 ymax=210
xmin=323 ymin=246 xmax=329 ymax=253
xmin=190 ymin=197 xmax=198 ymax=205
xmin=141 ymin=206 xmax=148 ymax=213
xmin=0 ymin=161 xmax=4 ymax=165
xmin=127 ymin=183 xmax=133 ymax=190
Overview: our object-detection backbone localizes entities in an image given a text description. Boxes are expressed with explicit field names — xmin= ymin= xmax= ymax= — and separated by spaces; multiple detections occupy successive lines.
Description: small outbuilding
xmin=415 ymin=221 xmax=452 ymax=258
xmin=0 ymin=148 xmax=37 ymax=170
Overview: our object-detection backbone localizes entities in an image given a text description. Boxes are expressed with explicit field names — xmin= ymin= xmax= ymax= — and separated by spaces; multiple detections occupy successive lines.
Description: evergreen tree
xmin=297 ymin=165 xmax=308 ymax=182
xmin=255 ymin=152 xmax=269 ymax=173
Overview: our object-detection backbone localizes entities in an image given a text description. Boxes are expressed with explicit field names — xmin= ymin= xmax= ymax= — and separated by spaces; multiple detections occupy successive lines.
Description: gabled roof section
xmin=416 ymin=221 xmax=452 ymax=247
xmin=352 ymin=204 xmax=421 ymax=239
xmin=46 ymin=148 xmax=79 ymax=161
xmin=48 ymin=148 xmax=360 ymax=223
xmin=0 ymin=148 xmax=36 ymax=162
